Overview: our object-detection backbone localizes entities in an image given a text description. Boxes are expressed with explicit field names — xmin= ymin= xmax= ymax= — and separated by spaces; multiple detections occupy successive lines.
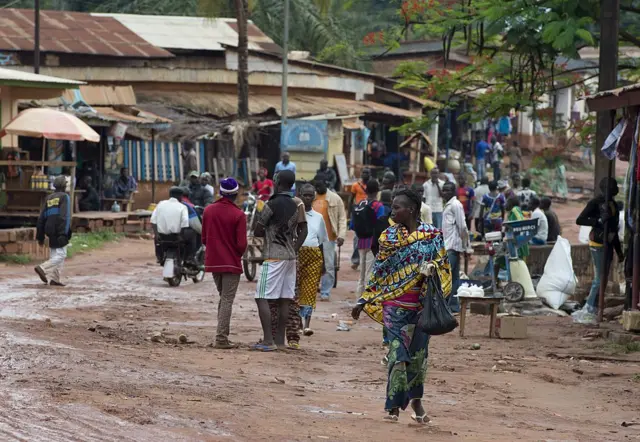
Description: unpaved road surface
xmin=0 ymin=237 xmax=638 ymax=441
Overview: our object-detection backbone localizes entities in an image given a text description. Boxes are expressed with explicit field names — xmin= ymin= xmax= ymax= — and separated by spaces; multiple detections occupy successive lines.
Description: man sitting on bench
xmin=113 ymin=167 xmax=137 ymax=200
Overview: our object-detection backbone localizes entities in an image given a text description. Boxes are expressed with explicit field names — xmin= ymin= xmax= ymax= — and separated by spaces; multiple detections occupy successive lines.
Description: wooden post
xmin=212 ymin=157 xmax=220 ymax=186
xmin=594 ymin=0 xmax=619 ymax=197
xmin=151 ymin=129 xmax=157 ymax=203
xmin=246 ymin=158 xmax=253 ymax=187
xmin=69 ymin=165 xmax=76 ymax=214
xmin=595 ymin=0 xmax=620 ymax=322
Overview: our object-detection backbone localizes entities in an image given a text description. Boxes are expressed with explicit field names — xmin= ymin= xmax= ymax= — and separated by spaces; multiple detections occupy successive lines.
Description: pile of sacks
xmin=456 ymin=282 xmax=485 ymax=298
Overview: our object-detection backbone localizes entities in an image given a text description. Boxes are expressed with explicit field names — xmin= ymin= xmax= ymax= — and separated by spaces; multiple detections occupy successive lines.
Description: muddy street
xmin=0 ymin=237 xmax=638 ymax=442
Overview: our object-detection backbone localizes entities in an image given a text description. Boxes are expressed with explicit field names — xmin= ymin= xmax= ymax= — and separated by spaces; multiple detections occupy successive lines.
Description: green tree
xmin=383 ymin=1 xmax=640 ymax=121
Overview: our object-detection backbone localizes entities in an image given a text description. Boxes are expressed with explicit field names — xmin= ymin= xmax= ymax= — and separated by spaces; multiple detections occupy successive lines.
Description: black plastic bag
xmin=418 ymin=275 xmax=458 ymax=335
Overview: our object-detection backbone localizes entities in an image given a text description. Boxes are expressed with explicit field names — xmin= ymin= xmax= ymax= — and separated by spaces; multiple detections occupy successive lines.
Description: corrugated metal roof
xmin=93 ymin=14 xmax=280 ymax=53
xmin=68 ymin=85 xmax=137 ymax=106
xmin=136 ymin=90 xmax=421 ymax=119
xmin=0 ymin=9 xmax=173 ymax=58
xmin=375 ymin=86 xmax=441 ymax=109
xmin=0 ymin=66 xmax=83 ymax=86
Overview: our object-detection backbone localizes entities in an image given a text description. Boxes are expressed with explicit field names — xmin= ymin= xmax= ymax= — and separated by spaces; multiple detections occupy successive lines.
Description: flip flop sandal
xmin=410 ymin=412 xmax=429 ymax=424
xmin=383 ymin=414 xmax=399 ymax=423
xmin=214 ymin=341 xmax=239 ymax=349
xmin=251 ymin=343 xmax=277 ymax=352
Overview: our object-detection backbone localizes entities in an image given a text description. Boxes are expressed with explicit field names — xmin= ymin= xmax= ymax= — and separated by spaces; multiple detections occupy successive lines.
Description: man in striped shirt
xmin=442 ymin=181 xmax=470 ymax=313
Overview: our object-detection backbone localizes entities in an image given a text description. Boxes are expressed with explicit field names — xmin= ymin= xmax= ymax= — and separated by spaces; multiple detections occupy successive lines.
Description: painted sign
xmin=281 ymin=120 xmax=328 ymax=153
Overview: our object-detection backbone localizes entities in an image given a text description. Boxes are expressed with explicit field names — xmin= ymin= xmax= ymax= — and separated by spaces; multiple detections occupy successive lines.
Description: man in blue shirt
xmin=474 ymin=132 xmax=489 ymax=180
xmin=274 ymin=152 xmax=297 ymax=192
xmin=113 ymin=167 xmax=137 ymax=199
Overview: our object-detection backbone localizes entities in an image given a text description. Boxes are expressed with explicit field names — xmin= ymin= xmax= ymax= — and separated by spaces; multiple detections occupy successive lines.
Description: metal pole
xmin=151 ymin=129 xmax=156 ymax=203
xmin=281 ymin=0 xmax=290 ymax=126
xmin=34 ymin=0 xmax=40 ymax=74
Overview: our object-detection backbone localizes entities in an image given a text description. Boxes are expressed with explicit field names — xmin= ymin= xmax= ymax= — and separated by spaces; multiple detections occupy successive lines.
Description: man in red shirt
xmin=202 ymin=177 xmax=248 ymax=349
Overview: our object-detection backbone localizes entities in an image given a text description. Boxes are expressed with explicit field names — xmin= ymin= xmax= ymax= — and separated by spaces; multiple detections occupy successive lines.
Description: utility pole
xmin=281 ymin=0 xmax=290 ymax=127
xmin=595 ymin=0 xmax=620 ymax=323
xmin=34 ymin=0 xmax=40 ymax=74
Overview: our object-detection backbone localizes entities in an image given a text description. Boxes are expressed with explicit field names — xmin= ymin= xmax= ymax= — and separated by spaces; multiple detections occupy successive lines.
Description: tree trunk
xmin=235 ymin=0 xmax=250 ymax=120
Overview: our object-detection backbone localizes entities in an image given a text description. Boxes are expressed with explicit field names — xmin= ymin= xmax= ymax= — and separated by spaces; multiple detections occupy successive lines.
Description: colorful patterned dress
xmin=358 ymin=222 xmax=451 ymax=411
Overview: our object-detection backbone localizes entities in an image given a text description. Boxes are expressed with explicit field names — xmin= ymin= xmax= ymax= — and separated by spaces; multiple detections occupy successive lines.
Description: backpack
xmin=353 ymin=200 xmax=376 ymax=238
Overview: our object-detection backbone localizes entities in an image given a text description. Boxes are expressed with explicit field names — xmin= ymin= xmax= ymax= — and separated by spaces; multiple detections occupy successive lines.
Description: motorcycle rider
xmin=188 ymin=171 xmax=214 ymax=208
xmin=151 ymin=186 xmax=196 ymax=266
xmin=180 ymin=186 xmax=202 ymax=235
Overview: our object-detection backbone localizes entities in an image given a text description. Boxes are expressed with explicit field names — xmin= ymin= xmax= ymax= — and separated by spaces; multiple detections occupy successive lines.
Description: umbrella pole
xmin=41 ymin=137 xmax=46 ymax=171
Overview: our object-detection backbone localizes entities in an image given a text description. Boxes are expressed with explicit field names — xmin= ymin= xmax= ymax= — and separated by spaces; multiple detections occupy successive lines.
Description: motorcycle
xmin=159 ymin=205 xmax=206 ymax=287
xmin=160 ymin=239 xmax=205 ymax=287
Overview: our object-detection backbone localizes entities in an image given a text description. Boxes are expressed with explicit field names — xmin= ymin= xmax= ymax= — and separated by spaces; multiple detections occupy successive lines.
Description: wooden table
xmin=458 ymin=296 xmax=503 ymax=338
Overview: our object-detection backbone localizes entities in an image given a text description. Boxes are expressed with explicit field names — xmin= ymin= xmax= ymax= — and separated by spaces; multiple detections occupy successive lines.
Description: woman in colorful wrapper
xmin=297 ymin=183 xmax=328 ymax=336
xmin=351 ymin=189 xmax=451 ymax=423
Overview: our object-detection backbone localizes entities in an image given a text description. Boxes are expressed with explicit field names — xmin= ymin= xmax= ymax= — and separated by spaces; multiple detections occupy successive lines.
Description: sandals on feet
xmin=214 ymin=341 xmax=238 ymax=349
xmin=410 ymin=400 xmax=429 ymax=424
xmin=251 ymin=343 xmax=277 ymax=352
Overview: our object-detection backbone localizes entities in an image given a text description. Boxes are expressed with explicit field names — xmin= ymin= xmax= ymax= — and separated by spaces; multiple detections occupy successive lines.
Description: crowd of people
xmin=31 ymin=146 xmax=570 ymax=424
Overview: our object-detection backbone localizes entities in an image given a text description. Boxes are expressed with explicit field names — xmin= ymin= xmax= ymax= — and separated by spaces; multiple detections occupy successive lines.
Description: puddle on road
xmin=0 ymin=387 xmax=233 ymax=441
xmin=2 ymin=332 xmax=74 ymax=350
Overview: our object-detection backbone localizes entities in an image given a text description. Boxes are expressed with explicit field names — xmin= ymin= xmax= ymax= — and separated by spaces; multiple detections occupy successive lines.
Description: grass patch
xmin=603 ymin=341 xmax=640 ymax=355
xmin=67 ymin=231 xmax=123 ymax=258
xmin=0 ymin=254 xmax=32 ymax=265
xmin=633 ymin=374 xmax=640 ymax=383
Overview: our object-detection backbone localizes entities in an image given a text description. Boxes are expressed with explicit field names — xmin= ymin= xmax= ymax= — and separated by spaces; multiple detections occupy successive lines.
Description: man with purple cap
xmin=202 ymin=177 xmax=248 ymax=349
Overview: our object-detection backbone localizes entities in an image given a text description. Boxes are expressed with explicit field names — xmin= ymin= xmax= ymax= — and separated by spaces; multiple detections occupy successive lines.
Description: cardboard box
xmin=495 ymin=316 xmax=527 ymax=339
xmin=622 ymin=311 xmax=640 ymax=332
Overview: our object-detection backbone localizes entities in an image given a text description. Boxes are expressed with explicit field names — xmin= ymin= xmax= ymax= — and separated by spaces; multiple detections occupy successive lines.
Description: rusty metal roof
xmin=136 ymin=90 xmax=421 ymax=119
xmin=0 ymin=9 xmax=173 ymax=58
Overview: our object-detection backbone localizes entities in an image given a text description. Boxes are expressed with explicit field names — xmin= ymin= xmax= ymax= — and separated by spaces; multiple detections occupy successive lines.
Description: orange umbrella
xmin=0 ymin=108 xmax=100 ymax=142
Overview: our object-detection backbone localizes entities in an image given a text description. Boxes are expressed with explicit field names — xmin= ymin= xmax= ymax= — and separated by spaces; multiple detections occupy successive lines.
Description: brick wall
xmin=0 ymin=228 xmax=49 ymax=259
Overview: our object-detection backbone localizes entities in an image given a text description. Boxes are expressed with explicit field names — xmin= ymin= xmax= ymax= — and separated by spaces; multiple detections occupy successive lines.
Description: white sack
xmin=536 ymin=236 xmax=578 ymax=309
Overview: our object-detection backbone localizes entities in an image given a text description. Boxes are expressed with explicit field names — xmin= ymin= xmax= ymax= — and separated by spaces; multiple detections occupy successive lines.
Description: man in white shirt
xmin=442 ymin=182 xmax=470 ymax=313
xmin=473 ymin=177 xmax=490 ymax=233
xmin=201 ymin=172 xmax=215 ymax=199
xmin=529 ymin=196 xmax=549 ymax=245
xmin=412 ymin=184 xmax=433 ymax=224
xmin=423 ymin=167 xmax=444 ymax=228
xmin=151 ymin=186 xmax=191 ymax=263
xmin=489 ymin=136 xmax=504 ymax=181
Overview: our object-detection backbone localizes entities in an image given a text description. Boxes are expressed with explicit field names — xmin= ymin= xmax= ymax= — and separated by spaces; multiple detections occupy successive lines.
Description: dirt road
xmin=0 ymin=237 xmax=638 ymax=442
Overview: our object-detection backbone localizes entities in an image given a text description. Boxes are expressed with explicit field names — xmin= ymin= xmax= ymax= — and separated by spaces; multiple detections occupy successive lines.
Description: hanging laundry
xmin=616 ymin=116 xmax=635 ymax=161
xmin=602 ymin=119 xmax=625 ymax=160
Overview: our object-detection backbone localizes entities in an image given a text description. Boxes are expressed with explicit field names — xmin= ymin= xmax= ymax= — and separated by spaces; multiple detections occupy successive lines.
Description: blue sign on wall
xmin=281 ymin=120 xmax=328 ymax=153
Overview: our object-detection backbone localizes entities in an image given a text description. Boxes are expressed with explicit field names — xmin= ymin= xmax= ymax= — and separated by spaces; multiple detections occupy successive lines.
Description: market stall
xmin=586 ymin=84 xmax=640 ymax=318
xmin=0 ymin=108 xmax=100 ymax=216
